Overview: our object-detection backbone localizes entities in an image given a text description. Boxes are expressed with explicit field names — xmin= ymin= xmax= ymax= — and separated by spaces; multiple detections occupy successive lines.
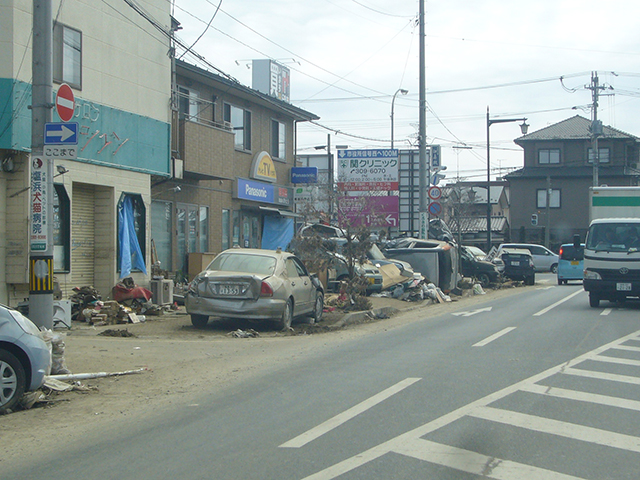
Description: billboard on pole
xmin=337 ymin=149 xmax=399 ymax=191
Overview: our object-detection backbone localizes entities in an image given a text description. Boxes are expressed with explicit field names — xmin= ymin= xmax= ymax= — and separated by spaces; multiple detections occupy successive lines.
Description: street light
xmin=486 ymin=106 xmax=529 ymax=252
xmin=390 ymin=88 xmax=408 ymax=149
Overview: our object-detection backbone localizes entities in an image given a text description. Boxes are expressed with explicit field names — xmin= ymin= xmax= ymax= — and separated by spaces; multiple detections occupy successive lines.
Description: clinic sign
xmin=337 ymin=149 xmax=399 ymax=191
xmin=236 ymin=178 xmax=292 ymax=207
xmin=30 ymin=157 xmax=49 ymax=251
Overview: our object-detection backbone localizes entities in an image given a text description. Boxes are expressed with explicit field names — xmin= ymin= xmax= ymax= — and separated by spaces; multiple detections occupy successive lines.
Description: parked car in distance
xmin=460 ymin=246 xmax=501 ymax=287
xmin=367 ymin=244 xmax=414 ymax=278
xmin=326 ymin=252 xmax=383 ymax=294
xmin=0 ymin=304 xmax=51 ymax=414
xmin=463 ymin=245 xmax=487 ymax=260
xmin=497 ymin=243 xmax=559 ymax=273
xmin=500 ymin=248 xmax=536 ymax=285
xmin=557 ymin=242 xmax=585 ymax=285
xmin=186 ymin=248 xmax=324 ymax=330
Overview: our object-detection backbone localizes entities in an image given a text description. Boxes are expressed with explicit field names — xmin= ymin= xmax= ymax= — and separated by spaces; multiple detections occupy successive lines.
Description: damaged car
xmin=186 ymin=247 xmax=324 ymax=330
xmin=0 ymin=304 xmax=51 ymax=414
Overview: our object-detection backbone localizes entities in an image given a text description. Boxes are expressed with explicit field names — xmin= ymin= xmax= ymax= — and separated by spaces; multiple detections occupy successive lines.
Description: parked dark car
xmin=500 ymin=248 xmax=536 ymax=285
xmin=460 ymin=246 xmax=501 ymax=287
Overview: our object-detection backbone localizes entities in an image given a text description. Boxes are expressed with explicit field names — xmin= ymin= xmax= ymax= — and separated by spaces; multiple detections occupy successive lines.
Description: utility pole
xmin=418 ymin=0 xmax=428 ymax=239
xmin=587 ymin=71 xmax=606 ymax=187
xmin=29 ymin=0 xmax=54 ymax=329
xmin=545 ymin=175 xmax=551 ymax=247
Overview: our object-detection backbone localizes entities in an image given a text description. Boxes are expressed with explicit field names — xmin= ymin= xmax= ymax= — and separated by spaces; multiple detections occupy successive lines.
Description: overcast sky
xmin=172 ymin=0 xmax=640 ymax=183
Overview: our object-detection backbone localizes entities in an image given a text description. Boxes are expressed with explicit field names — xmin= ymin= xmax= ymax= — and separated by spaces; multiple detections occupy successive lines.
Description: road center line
xmin=601 ymin=308 xmax=612 ymax=316
xmin=472 ymin=327 xmax=517 ymax=347
xmin=533 ymin=289 xmax=583 ymax=316
xmin=279 ymin=377 xmax=421 ymax=449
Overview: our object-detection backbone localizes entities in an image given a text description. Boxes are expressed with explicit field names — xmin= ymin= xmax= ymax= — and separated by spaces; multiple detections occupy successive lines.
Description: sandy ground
xmin=0 ymin=284 xmax=533 ymax=462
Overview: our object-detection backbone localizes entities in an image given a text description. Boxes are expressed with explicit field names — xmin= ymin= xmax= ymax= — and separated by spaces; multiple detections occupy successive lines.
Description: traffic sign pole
xmin=30 ymin=0 xmax=54 ymax=329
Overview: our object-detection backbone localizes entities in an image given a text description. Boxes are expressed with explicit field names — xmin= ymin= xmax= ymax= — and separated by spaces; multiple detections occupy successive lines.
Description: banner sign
xmin=30 ymin=157 xmax=49 ymax=252
xmin=337 ymin=149 xmax=399 ymax=191
xmin=291 ymin=167 xmax=318 ymax=184
xmin=236 ymin=178 xmax=291 ymax=207
xmin=339 ymin=195 xmax=399 ymax=228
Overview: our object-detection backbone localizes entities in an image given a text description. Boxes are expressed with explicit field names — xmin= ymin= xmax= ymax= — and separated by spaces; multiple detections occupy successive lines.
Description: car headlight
xmin=10 ymin=310 xmax=42 ymax=336
xmin=187 ymin=278 xmax=201 ymax=296
xmin=583 ymin=269 xmax=602 ymax=280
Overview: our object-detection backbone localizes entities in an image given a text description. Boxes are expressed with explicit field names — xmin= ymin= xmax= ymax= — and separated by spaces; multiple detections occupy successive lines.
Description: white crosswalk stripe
xmin=303 ymin=331 xmax=640 ymax=479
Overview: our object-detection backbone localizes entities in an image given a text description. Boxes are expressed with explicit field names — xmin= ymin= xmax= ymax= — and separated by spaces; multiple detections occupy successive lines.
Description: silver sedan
xmin=186 ymin=248 xmax=324 ymax=330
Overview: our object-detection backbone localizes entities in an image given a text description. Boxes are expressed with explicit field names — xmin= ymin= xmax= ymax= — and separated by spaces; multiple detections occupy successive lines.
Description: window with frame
xmin=199 ymin=206 xmax=209 ymax=252
xmin=271 ymin=120 xmax=286 ymax=160
xmin=53 ymin=23 xmax=82 ymax=89
xmin=151 ymin=201 xmax=173 ymax=271
xmin=178 ymin=86 xmax=200 ymax=122
xmin=223 ymin=103 xmax=251 ymax=151
xmin=538 ymin=149 xmax=560 ymax=165
xmin=53 ymin=184 xmax=70 ymax=272
xmin=536 ymin=188 xmax=561 ymax=208
xmin=588 ymin=147 xmax=610 ymax=164
xmin=222 ymin=209 xmax=231 ymax=251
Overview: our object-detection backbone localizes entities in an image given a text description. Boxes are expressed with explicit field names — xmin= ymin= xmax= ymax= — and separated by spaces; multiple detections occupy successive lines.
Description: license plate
xmin=511 ymin=261 xmax=520 ymax=266
xmin=368 ymin=277 xmax=375 ymax=284
xmin=616 ymin=283 xmax=632 ymax=291
xmin=218 ymin=284 xmax=241 ymax=295
xmin=571 ymin=261 xmax=579 ymax=265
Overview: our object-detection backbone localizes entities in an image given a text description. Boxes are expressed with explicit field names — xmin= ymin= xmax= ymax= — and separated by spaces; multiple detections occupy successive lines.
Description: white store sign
xmin=337 ymin=149 xmax=399 ymax=191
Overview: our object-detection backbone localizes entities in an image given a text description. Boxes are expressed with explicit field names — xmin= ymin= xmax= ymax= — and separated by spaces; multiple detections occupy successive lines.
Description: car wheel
xmin=525 ymin=275 xmax=535 ymax=286
xmin=0 ymin=349 xmax=26 ymax=414
xmin=191 ymin=314 xmax=209 ymax=328
xmin=280 ymin=299 xmax=293 ymax=330
xmin=310 ymin=291 xmax=324 ymax=324
xmin=550 ymin=263 xmax=558 ymax=274
xmin=477 ymin=273 xmax=491 ymax=288
xmin=589 ymin=294 xmax=600 ymax=308
xmin=557 ymin=278 xmax=564 ymax=285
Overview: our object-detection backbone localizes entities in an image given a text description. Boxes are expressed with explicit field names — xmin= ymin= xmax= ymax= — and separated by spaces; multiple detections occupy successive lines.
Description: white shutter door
xmin=71 ymin=183 xmax=95 ymax=287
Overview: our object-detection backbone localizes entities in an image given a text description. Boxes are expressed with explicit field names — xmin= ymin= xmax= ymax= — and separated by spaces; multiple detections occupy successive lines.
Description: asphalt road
xmin=6 ymin=274 xmax=640 ymax=479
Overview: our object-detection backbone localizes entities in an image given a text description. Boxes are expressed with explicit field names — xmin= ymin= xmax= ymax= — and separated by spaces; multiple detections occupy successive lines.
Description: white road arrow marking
xmin=451 ymin=306 xmax=492 ymax=317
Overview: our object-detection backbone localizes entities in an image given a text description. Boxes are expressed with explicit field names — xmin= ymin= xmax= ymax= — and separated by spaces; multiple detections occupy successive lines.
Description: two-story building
xmin=1 ymin=0 xmax=172 ymax=305
xmin=150 ymin=59 xmax=318 ymax=281
xmin=506 ymin=115 xmax=640 ymax=249
xmin=441 ymin=181 xmax=510 ymax=248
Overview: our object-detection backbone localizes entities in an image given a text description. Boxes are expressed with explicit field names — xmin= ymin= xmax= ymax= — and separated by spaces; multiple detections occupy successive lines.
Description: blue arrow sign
xmin=44 ymin=122 xmax=78 ymax=145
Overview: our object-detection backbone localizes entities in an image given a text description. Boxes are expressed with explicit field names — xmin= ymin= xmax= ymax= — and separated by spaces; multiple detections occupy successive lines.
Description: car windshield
xmin=586 ymin=223 xmax=640 ymax=252
xmin=207 ymin=253 xmax=276 ymax=275
xmin=560 ymin=245 xmax=584 ymax=261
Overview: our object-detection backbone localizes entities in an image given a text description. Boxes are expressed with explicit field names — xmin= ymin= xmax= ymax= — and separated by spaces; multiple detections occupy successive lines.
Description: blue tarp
xmin=118 ymin=195 xmax=147 ymax=278
xmin=261 ymin=216 xmax=294 ymax=250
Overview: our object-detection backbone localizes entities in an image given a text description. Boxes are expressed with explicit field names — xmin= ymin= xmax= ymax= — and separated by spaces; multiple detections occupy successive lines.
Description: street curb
xmin=334 ymin=305 xmax=402 ymax=328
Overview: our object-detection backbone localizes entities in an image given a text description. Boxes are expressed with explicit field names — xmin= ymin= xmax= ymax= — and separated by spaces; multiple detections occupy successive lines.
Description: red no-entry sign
xmin=55 ymin=83 xmax=75 ymax=122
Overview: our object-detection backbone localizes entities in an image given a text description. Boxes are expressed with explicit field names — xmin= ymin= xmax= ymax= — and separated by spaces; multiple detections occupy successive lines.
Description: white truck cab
xmin=584 ymin=187 xmax=640 ymax=307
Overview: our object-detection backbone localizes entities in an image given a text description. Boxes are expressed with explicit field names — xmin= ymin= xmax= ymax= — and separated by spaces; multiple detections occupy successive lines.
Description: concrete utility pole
xmin=29 ymin=0 xmax=54 ymax=329
xmin=418 ymin=0 xmax=428 ymax=239
xmin=588 ymin=71 xmax=606 ymax=187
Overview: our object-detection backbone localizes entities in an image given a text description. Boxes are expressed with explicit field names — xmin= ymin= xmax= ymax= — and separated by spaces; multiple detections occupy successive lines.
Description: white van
xmin=496 ymin=243 xmax=559 ymax=273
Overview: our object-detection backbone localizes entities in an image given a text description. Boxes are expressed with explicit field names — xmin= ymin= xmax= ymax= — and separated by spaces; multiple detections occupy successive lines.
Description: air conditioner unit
xmin=150 ymin=279 xmax=174 ymax=305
